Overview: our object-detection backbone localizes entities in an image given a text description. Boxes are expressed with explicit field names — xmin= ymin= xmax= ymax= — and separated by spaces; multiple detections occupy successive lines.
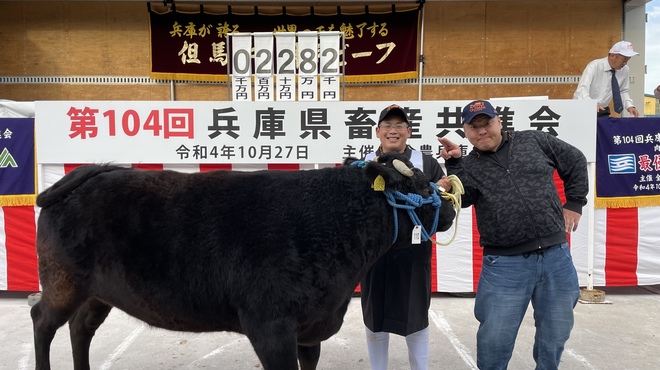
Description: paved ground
xmin=2 ymin=285 xmax=659 ymax=370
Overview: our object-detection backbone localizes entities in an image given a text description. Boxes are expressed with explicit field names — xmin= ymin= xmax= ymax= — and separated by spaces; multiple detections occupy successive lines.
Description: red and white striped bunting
xmin=2 ymin=164 xmax=659 ymax=292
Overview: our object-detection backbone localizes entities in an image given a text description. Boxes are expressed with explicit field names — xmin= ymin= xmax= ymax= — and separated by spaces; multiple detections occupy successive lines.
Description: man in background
xmin=573 ymin=41 xmax=640 ymax=117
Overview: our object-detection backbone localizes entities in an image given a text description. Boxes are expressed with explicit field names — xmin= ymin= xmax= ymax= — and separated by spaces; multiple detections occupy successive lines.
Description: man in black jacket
xmin=438 ymin=100 xmax=588 ymax=370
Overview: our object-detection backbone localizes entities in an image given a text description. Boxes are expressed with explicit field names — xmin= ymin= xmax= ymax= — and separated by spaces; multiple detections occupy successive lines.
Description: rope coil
xmin=384 ymin=186 xmax=442 ymax=244
xmin=350 ymin=159 xmax=464 ymax=246
xmin=432 ymin=174 xmax=464 ymax=246
xmin=383 ymin=174 xmax=463 ymax=246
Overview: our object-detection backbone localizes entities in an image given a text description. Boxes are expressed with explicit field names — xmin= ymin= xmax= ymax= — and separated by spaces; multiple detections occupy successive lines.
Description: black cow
xmin=31 ymin=153 xmax=456 ymax=370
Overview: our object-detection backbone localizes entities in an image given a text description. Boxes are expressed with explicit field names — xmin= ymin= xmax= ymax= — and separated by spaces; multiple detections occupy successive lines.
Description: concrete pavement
xmin=2 ymin=285 xmax=659 ymax=369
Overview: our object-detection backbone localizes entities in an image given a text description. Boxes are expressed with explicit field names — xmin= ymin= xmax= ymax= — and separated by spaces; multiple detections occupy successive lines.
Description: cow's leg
xmin=297 ymin=343 xmax=321 ymax=370
xmin=242 ymin=318 xmax=299 ymax=370
xmin=31 ymin=297 xmax=80 ymax=370
xmin=68 ymin=298 xmax=113 ymax=370
xmin=32 ymin=253 xmax=91 ymax=370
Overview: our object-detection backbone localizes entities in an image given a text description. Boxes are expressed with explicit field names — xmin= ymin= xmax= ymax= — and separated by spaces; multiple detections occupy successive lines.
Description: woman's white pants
xmin=365 ymin=326 xmax=429 ymax=370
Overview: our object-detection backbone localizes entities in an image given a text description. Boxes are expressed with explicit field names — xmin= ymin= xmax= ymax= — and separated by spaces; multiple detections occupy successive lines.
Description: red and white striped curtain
xmin=2 ymin=164 xmax=660 ymax=292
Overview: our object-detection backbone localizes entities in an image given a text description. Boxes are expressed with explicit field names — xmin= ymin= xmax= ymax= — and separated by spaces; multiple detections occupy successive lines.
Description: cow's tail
xmin=37 ymin=165 xmax=131 ymax=208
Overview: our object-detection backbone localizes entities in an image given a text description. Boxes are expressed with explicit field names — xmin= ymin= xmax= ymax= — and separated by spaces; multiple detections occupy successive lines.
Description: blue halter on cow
xmin=30 ymin=152 xmax=457 ymax=370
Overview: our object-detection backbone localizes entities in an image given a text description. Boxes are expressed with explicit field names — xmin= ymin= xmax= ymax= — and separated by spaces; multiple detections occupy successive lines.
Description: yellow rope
xmin=431 ymin=175 xmax=464 ymax=247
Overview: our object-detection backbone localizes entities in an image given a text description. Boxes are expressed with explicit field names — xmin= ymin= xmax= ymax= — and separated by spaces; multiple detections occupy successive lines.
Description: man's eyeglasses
xmin=379 ymin=123 xmax=409 ymax=131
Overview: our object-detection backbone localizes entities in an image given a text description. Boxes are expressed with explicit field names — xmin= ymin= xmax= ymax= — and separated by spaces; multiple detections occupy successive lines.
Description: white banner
xmin=297 ymin=31 xmax=318 ymax=101
xmin=34 ymin=100 xmax=596 ymax=164
xmin=253 ymin=32 xmax=274 ymax=102
xmin=230 ymin=33 xmax=252 ymax=101
xmin=319 ymin=32 xmax=340 ymax=76
xmin=230 ymin=33 xmax=252 ymax=77
xmin=296 ymin=31 xmax=319 ymax=76
xmin=275 ymin=32 xmax=296 ymax=101
xmin=253 ymin=32 xmax=274 ymax=77
xmin=319 ymin=31 xmax=341 ymax=101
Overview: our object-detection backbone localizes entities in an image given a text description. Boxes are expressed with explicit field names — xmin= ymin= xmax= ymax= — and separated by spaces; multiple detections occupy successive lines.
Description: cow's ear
xmin=343 ymin=157 xmax=360 ymax=166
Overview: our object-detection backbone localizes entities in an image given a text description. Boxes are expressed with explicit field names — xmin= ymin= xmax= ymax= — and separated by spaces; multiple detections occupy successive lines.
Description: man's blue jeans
xmin=474 ymin=242 xmax=579 ymax=370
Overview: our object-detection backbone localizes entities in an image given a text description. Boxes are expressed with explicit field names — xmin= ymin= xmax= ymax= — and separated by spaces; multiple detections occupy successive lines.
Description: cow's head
xmin=344 ymin=153 xmax=433 ymax=198
xmin=345 ymin=153 xmax=456 ymax=245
